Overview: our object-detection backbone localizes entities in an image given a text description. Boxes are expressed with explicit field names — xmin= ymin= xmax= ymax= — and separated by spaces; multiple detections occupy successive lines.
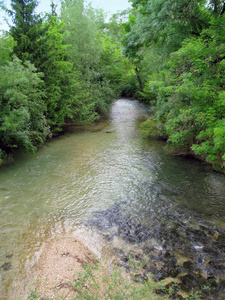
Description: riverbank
xmin=27 ymin=236 xmax=166 ymax=300
xmin=140 ymin=116 xmax=225 ymax=175
xmin=28 ymin=237 xmax=100 ymax=299
xmin=1 ymin=100 xmax=225 ymax=299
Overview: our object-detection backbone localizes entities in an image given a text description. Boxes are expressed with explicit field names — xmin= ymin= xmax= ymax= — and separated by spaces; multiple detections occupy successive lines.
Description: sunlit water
xmin=0 ymin=99 xmax=225 ymax=299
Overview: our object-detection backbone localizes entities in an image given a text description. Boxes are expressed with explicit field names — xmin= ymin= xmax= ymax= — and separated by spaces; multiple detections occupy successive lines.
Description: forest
xmin=0 ymin=0 xmax=225 ymax=172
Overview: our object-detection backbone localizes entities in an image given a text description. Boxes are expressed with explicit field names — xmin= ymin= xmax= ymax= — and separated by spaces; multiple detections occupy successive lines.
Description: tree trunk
xmin=134 ymin=67 xmax=143 ymax=92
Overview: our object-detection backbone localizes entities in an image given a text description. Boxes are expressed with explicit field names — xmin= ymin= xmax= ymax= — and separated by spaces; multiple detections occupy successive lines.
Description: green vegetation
xmin=27 ymin=259 xmax=174 ymax=300
xmin=0 ymin=0 xmax=136 ymax=165
xmin=0 ymin=35 xmax=49 ymax=155
xmin=124 ymin=0 xmax=225 ymax=172
xmin=27 ymin=254 xmax=208 ymax=300
xmin=1 ymin=0 xmax=225 ymax=172
xmin=140 ymin=117 xmax=160 ymax=138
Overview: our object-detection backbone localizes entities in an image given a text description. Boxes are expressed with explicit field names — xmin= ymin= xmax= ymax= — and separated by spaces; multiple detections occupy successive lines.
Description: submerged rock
xmin=142 ymin=245 xmax=155 ymax=255
xmin=213 ymin=234 xmax=225 ymax=250
xmin=85 ymin=203 xmax=152 ymax=244
xmin=0 ymin=187 xmax=8 ymax=191
xmin=131 ymin=273 xmax=148 ymax=283
xmin=0 ymin=262 xmax=12 ymax=271
xmin=179 ymin=273 xmax=206 ymax=291
xmin=85 ymin=201 xmax=225 ymax=299
xmin=207 ymin=260 xmax=225 ymax=275
xmin=154 ymin=263 xmax=180 ymax=281
xmin=105 ymin=130 xmax=115 ymax=133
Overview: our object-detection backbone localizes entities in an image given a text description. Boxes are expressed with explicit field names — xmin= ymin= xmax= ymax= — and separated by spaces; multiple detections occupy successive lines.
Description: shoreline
xmin=28 ymin=236 xmax=102 ymax=299
xmin=26 ymin=235 xmax=168 ymax=300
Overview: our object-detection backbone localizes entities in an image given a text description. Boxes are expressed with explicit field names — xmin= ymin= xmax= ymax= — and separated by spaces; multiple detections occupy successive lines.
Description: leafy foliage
xmin=0 ymin=35 xmax=49 ymax=156
xmin=121 ymin=0 xmax=225 ymax=171
xmin=0 ymin=0 xmax=134 ymax=165
xmin=61 ymin=0 xmax=118 ymax=116
xmin=145 ymin=16 xmax=225 ymax=170
xmin=9 ymin=0 xmax=43 ymax=62
xmin=3 ymin=0 xmax=224 ymax=172
xmin=140 ymin=117 xmax=160 ymax=138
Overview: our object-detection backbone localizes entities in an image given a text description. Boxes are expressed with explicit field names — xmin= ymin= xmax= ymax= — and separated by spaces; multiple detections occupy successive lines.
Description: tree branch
xmin=220 ymin=2 xmax=225 ymax=15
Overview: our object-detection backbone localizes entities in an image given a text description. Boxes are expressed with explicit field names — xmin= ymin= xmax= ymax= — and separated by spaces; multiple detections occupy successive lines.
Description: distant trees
xmin=61 ymin=0 xmax=114 ymax=116
xmin=0 ymin=0 xmax=134 ymax=165
xmin=3 ymin=0 xmax=224 ymax=172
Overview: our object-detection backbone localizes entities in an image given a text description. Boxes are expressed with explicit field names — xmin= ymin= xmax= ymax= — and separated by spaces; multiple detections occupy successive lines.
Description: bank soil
xmin=29 ymin=236 xmax=165 ymax=300
xmin=30 ymin=237 xmax=102 ymax=299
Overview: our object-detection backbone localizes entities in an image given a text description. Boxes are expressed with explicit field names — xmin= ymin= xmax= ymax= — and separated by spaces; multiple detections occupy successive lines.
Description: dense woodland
xmin=0 ymin=0 xmax=225 ymax=172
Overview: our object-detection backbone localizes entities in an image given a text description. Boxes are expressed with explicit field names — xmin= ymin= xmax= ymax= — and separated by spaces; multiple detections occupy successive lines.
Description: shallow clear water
xmin=0 ymin=99 xmax=225 ymax=299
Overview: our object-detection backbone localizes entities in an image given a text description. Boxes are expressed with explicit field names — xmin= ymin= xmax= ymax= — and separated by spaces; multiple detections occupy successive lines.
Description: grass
xmin=27 ymin=258 xmax=171 ymax=300
xmin=27 ymin=253 xmax=205 ymax=300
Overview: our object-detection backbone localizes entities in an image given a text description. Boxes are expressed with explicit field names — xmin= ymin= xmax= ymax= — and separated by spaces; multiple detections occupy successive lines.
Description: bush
xmin=140 ymin=117 xmax=160 ymax=138
xmin=143 ymin=15 xmax=225 ymax=170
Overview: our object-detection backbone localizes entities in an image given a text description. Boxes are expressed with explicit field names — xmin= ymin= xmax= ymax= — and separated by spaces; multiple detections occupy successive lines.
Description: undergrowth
xmin=27 ymin=254 xmax=205 ymax=300
xmin=27 ymin=259 xmax=170 ymax=300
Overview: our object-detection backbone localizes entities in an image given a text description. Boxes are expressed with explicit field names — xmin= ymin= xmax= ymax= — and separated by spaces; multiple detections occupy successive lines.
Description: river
xmin=0 ymin=99 xmax=225 ymax=299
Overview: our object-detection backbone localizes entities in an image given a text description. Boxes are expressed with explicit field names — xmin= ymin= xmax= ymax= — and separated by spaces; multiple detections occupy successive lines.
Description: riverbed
xmin=0 ymin=99 xmax=225 ymax=299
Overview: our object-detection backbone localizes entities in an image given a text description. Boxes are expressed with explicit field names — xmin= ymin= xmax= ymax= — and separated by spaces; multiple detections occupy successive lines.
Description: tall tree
xmin=8 ymin=0 xmax=43 ymax=62
xmin=36 ymin=14 xmax=98 ymax=130
xmin=124 ymin=0 xmax=211 ymax=56
xmin=61 ymin=0 xmax=117 ymax=115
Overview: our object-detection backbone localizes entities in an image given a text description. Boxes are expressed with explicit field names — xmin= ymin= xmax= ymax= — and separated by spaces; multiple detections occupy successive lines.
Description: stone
xmin=0 ymin=262 xmax=12 ymax=271
xmin=213 ymin=234 xmax=225 ymax=250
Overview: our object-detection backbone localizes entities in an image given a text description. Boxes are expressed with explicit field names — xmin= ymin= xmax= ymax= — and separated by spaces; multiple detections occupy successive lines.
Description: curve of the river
xmin=0 ymin=99 xmax=225 ymax=299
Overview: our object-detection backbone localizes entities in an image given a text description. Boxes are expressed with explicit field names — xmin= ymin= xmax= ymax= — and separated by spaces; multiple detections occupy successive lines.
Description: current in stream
xmin=0 ymin=99 xmax=225 ymax=299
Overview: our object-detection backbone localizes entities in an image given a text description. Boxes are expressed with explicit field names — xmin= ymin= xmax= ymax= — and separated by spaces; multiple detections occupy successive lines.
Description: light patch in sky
xmin=88 ymin=0 xmax=131 ymax=14
xmin=1 ymin=0 xmax=131 ymax=31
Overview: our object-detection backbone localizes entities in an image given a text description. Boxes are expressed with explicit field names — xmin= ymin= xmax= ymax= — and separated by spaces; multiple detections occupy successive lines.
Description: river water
xmin=0 ymin=99 xmax=225 ymax=299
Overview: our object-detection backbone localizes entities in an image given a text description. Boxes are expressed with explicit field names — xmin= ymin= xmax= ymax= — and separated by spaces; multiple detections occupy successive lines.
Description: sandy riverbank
xmin=27 ymin=235 xmax=171 ymax=300
xmin=29 ymin=237 xmax=101 ymax=299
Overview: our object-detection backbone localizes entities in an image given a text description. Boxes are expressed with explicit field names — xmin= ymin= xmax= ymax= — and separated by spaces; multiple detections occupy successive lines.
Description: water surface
xmin=0 ymin=99 xmax=225 ymax=299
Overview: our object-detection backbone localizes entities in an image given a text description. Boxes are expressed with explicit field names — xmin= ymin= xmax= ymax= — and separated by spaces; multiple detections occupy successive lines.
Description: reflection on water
xmin=0 ymin=99 xmax=225 ymax=299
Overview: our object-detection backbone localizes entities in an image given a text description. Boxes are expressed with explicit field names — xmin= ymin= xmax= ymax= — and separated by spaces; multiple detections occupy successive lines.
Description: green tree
xmin=121 ymin=12 xmax=144 ymax=92
xmin=129 ymin=0 xmax=211 ymax=51
xmin=99 ymin=34 xmax=135 ymax=96
xmin=0 ymin=34 xmax=49 ymax=163
xmin=146 ymin=16 xmax=225 ymax=170
xmin=105 ymin=12 xmax=138 ymax=97
xmin=121 ymin=0 xmax=225 ymax=171
xmin=34 ymin=16 xmax=76 ymax=131
xmin=61 ymin=0 xmax=117 ymax=115
xmin=8 ymin=0 xmax=43 ymax=62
